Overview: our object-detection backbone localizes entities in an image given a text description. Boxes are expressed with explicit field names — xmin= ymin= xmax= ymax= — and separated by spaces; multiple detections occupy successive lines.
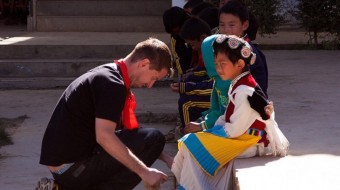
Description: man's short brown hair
xmin=129 ymin=38 xmax=172 ymax=74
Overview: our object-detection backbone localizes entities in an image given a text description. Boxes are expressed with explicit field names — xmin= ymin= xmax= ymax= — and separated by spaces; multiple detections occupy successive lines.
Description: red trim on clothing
xmin=231 ymin=74 xmax=257 ymax=93
xmin=191 ymin=50 xmax=205 ymax=67
xmin=250 ymin=119 xmax=269 ymax=146
xmin=225 ymin=101 xmax=234 ymax=123
xmin=115 ymin=60 xmax=138 ymax=130
xmin=250 ymin=119 xmax=266 ymax=130
xmin=225 ymin=73 xmax=268 ymax=146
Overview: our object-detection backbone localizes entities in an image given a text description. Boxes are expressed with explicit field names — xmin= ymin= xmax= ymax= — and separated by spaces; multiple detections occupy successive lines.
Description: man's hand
xmin=184 ymin=122 xmax=202 ymax=134
xmin=170 ymin=83 xmax=179 ymax=92
xmin=95 ymin=118 xmax=167 ymax=188
xmin=141 ymin=168 xmax=168 ymax=189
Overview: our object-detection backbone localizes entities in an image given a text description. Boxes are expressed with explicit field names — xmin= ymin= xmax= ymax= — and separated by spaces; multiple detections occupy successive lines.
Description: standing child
xmin=171 ymin=35 xmax=289 ymax=190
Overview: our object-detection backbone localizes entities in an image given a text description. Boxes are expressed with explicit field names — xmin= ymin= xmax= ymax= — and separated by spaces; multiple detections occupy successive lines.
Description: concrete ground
xmin=0 ymin=50 xmax=339 ymax=190
xmin=0 ymin=88 xmax=179 ymax=190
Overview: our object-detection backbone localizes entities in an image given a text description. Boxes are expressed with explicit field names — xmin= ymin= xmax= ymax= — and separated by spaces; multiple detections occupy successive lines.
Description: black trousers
xmin=178 ymin=94 xmax=211 ymax=128
xmin=52 ymin=127 xmax=165 ymax=190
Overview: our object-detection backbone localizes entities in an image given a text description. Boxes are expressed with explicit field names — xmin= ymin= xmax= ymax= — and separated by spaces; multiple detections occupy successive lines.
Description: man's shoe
xmin=35 ymin=177 xmax=55 ymax=190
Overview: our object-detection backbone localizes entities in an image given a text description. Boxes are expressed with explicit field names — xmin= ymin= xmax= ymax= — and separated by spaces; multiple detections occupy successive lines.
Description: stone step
xmin=0 ymin=77 xmax=75 ymax=89
xmin=0 ymin=32 xmax=170 ymax=59
xmin=35 ymin=16 xmax=165 ymax=32
xmin=0 ymin=59 xmax=174 ymax=89
xmin=0 ymin=32 xmax=172 ymax=89
xmin=32 ymin=0 xmax=171 ymax=32
xmin=0 ymin=59 xmax=110 ymax=77
xmin=0 ymin=44 xmax=133 ymax=59
xmin=0 ymin=76 xmax=174 ymax=89
xmin=36 ymin=0 xmax=170 ymax=16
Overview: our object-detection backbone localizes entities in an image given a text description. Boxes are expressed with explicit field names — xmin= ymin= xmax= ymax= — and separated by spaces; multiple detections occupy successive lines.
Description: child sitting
xmin=171 ymin=35 xmax=289 ymax=190
xmin=184 ymin=0 xmax=269 ymax=134
xmin=162 ymin=6 xmax=192 ymax=76
xmin=170 ymin=17 xmax=214 ymax=138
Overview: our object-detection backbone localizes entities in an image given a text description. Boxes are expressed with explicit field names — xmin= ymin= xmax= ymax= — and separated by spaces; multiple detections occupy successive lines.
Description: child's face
xmin=219 ymin=13 xmax=248 ymax=37
xmin=214 ymin=52 xmax=243 ymax=80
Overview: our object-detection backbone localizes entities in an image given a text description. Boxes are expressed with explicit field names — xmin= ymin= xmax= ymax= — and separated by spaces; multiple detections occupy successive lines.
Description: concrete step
xmin=33 ymin=0 xmax=171 ymax=32
xmin=0 ymin=77 xmax=75 ymax=89
xmin=0 ymin=58 xmax=175 ymax=89
xmin=0 ymin=59 xmax=110 ymax=77
xmin=36 ymin=0 xmax=170 ymax=16
xmin=35 ymin=16 xmax=165 ymax=32
xmin=0 ymin=44 xmax=133 ymax=59
xmin=0 ymin=32 xmax=170 ymax=59
xmin=0 ymin=76 xmax=174 ymax=89
xmin=0 ymin=32 xmax=172 ymax=89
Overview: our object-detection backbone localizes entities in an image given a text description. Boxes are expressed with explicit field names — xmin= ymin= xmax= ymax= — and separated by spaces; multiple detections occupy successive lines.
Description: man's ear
xmin=138 ymin=58 xmax=151 ymax=68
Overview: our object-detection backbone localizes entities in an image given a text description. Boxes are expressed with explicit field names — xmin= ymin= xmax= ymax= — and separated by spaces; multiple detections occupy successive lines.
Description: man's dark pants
xmin=52 ymin=127 xmax=165 ymax=190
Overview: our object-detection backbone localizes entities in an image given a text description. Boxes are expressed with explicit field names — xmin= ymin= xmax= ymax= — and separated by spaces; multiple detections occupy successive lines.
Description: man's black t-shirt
xmin=40 ymin=63 xmax=126 ymax=166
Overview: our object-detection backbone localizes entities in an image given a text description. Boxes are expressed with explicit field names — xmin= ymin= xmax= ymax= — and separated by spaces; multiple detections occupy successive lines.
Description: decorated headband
xmin=215 ymin=35 xmax=256 ymax=65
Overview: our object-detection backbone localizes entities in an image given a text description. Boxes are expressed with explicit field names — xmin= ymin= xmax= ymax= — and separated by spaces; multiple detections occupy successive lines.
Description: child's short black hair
xmin=162 ymin=6 xmax=190 ymax=34
xmin=180 ymin=17 xmax=212 ymax=41
xmin=198 ymin=7 xmax=219 ymax=30
xmin=191 ymin=2 xmax=214 ymax=16
xmin=213 ymin=35 xmax=255 ymax=70
xmin=246 ymin=10 xmax=259 ymax=41
xmin=219 ymin=0 xmax=249 ymax=23
xmin=183 ymin=0 xmax=203 ymax=11
xmin=219 ymin=0 xmax=258 ymax=40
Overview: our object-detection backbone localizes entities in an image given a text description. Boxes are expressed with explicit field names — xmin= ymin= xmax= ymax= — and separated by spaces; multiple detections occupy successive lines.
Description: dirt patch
xmin=0 ymin=115 xmax=28 ymax=147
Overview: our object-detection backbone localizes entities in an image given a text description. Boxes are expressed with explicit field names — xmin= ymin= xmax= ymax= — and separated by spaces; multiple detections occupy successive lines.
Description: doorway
xmin=0 ymin=0 xmax=29 ymax=30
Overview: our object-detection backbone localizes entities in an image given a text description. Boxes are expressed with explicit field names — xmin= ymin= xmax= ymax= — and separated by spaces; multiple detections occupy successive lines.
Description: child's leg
xmin=159 ymin=151 xmax=174 ymax=169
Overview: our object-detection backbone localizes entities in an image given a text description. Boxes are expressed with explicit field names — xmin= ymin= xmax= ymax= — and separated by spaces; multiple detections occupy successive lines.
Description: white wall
xmin=172 ymin=0 xmax=186 ymax=8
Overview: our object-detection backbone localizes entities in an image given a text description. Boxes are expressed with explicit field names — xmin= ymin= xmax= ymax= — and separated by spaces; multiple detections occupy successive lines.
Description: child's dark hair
xmin=183 ymin=0 xmax=203 ymax=11
xmin=163 ymin=6 xmax=190 ymax=34
xmin=180 ymin=17 xmax=211 ymax=41
xmin=219 ymin=0 xmax=258 ymax=40
xmin=198 ymin=7 xmax=219 ymax=30
xmin=219 ymin=0 xmax=249 ymax=23
xmin=213 ymin=35 xmax=255 ymax=72
xmin=191 ymin=2 xmax=214 ymax=16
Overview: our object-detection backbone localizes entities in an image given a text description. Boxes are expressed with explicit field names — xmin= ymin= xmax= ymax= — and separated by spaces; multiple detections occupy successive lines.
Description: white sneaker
xmin=35 ymin=177 xmax=55 ymax=190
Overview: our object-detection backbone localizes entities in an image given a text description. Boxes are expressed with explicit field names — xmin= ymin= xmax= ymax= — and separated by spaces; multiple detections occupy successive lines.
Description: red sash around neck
xmin=115 ymin=59 xmax=138 ymax=130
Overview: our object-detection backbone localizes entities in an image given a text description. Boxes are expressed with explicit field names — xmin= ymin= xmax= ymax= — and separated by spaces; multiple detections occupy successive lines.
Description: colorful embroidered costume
xmin=172 ymin=72 xmax=289 ymax=189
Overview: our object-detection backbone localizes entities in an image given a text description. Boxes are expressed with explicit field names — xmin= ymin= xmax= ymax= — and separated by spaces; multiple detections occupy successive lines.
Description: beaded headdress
xmin=214 ymin=35 xmax=256 ymax=65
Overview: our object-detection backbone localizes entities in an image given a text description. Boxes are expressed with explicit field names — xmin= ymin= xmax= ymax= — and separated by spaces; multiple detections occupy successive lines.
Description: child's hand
xmin=265 ymin=101 xmax=274 ymax=118
xmin=182 ymin=71 xmax=194 ymax=81
xmin=158 ymin=152 xmax=174 ymax=169
xmin=170 ymin=83 xmax=179 ymax=92
xmin=184 ymin=122 xmax=202 ymax=134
